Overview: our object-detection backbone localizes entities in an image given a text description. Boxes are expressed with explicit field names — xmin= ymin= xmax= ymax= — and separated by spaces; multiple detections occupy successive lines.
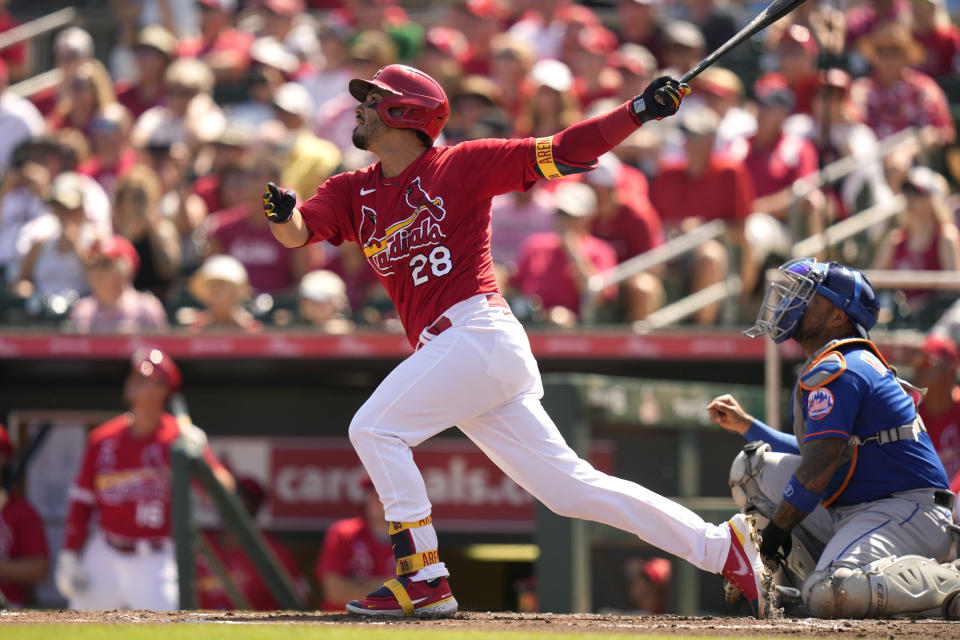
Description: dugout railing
xmin=537 ymin=373 xmax=782 ymax=614
xmin=170 ymin=437 xmax=305 ymax=610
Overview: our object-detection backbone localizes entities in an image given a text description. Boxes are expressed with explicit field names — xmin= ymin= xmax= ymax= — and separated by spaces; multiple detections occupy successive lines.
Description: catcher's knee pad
xmin=729 ymin=441 xmax=773 ymax=512
xmin=803 ymin=556 xmax=960 ymax=618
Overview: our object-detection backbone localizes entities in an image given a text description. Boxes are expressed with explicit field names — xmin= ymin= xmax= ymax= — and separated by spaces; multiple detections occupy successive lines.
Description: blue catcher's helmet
xmin=745 ymin=258 xmax=879 ymax=344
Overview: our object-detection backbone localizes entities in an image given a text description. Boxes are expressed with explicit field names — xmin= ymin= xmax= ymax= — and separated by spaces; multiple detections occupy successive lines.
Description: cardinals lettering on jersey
xmin=361 ymin=177 xmax=449 ymax=277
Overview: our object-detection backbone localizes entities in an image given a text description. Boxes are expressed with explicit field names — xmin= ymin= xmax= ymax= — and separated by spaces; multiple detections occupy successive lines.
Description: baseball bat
xmin=679 ymin=0 xmax=810 ymax=83
xmin=2 ymin=422 xmax=52 ymax=492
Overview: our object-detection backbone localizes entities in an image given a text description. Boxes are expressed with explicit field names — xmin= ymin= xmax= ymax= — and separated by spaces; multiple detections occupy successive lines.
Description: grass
xmin=0 ymin=625 xmax=736 ymax=640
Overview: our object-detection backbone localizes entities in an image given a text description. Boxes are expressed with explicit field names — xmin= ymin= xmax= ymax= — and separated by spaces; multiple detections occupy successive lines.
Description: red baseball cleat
xmin=346 ymin=576 xmax=458 ymax=618
xmin=722 ymin=513 xmax=769 ymax=618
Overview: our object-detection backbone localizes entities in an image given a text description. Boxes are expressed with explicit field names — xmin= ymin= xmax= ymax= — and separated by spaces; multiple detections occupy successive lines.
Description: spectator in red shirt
xmin=755 ymin=25 xmax=820 ymax=115
xmin=852 ymin=22 xmax=955 ymax=148
xmin=78 ymin=104 xmax=138 ymax=197
xmin=196 ymin=476 xmax=305 ymax=610
xmin=570 ymin=26 xmax=622 ymax=112
xmin=178 ymin=0 xmax=254 ymax=84
xmin=315 ymin=477 xmax=395 ymax=611
xmin=912 ymin=335 xmax=960 ymax=484
xmin=742 ymin=84 xmax=823 ymax=286
xmin=615 ymin=0 xmax=666 ymax=65
xmin=511 ymin=181 xmax=617 ymax=324
xmin=650 ymin=107 xmax=754 ymax=324
xmin=30 ymin=27 xmax=95 ymax=117
xmin=115 ymin=26 xmax=177 ymax=120
xmin=47 ymin=59 xmax=117 ymax=139
xmin=0 ymin=424 xmax=50 ymax=607
xmin=846 ymin=0 xmax=910 ymax=46
xmin=911 ymin=0 xmax=960 ymax=78
xmin=0 ymin=0 xmax=26 ymax=80
xmin=447 ymin=0 xmax=505 ymax=77
xmin=585 ymin=154 xmax=665 ymax=321
xmin=203 ymin=158 xmax=311 ymax=295
xmin=872 ymin=166 xmax=960 ymax=309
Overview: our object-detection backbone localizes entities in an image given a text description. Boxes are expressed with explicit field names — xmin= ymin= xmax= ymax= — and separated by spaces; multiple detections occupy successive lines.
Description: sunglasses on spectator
xmin=91 ymin=119 xmax=120 ymax=134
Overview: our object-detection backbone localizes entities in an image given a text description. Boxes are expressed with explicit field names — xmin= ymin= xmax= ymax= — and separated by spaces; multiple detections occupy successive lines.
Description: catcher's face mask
xmin=745 ymin=258 xmax=826 ymax=344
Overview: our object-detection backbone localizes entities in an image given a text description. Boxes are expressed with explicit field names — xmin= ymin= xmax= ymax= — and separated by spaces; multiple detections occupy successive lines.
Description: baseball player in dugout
xmin=55 ymin=348 xmax=234 ymax=610
xmin=709 ymin=258 xmax=960 ymax=619
xmin=263 ymin=64 xmax=771 ymax=618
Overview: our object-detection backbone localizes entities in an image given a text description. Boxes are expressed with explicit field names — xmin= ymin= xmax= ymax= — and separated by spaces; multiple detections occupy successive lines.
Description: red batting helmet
xmin=131 ymin=347 xmax=182 ymax=393
xmin=349 ymin=64 xmax=450 ymax=142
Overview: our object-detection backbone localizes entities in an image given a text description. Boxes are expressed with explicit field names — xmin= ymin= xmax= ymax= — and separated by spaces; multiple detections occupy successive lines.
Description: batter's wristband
xmin=783 ymin=474 xmax=820 ymax=513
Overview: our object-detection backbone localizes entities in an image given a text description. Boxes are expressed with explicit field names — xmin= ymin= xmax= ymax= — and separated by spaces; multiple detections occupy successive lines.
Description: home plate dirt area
xmin=2 ymin=609 xmax=958 ymax=638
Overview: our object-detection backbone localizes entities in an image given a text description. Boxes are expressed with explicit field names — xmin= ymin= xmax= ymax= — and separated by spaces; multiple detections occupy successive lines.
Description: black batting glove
xmin=759 ymin=521 xmax=792 ymax=566
xmin=630 ymin=76 xmax=691 ymax=124
xmin=263 ymin=182 xmax=297 ymax=224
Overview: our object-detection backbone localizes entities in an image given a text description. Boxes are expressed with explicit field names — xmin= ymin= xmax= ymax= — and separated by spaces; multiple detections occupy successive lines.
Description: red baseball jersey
xmin=921 ymin=391 xmax=960 ymax=481
xmin=64 ymin=413 xmax=225 ymax=550
xmin=0 ymin=496 xmax=49 ymax=606
xmin=298 ymin=138 xmax=542 ymax=346
xmin=315 ymin=516 xmax=395 ymax=611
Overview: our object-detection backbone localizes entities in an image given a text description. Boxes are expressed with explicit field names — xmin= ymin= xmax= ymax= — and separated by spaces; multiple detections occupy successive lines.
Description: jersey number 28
xmin=409 ymin=245 xmax=452 ymax=286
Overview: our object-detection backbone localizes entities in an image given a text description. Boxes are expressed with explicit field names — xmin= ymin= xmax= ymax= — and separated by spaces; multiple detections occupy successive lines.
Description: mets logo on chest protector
xmin=359 ymin=176 xmax=447 ymax=276
xmin=807 ymin=388 xmax=835 ymax=420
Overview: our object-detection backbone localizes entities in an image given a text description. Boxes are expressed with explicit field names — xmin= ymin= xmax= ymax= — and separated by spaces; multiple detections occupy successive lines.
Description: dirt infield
xmin=1 ymin=609 xmax=957 ymax=637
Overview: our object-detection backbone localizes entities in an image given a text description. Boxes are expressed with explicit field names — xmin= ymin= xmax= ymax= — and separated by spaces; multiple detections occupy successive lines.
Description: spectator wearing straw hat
xmin=178 ymin=0 xmax=255 ymax=84
xmin=851 ymin=22 xmax=954 ymax=147
xmin=69 ymin=234 xmax=168 ymax=333
xmin=185 ymin=254 xmax=262 ymax=333
xmin=297 ymin=269 xmax=353 ymax=332
xmin=115 ymin=26 xmax=179 ymax=120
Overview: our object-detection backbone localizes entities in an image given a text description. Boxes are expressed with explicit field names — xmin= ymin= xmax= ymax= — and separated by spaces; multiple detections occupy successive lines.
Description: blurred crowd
xmin=0 ymin=0 xmax=959 ymax=333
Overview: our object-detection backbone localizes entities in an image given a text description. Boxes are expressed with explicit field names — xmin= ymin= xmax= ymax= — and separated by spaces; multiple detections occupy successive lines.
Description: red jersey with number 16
xmin=299 ymin=138 xmax=543 ymax=346
xmin=63 ymin=413 xmax=226 ymax=550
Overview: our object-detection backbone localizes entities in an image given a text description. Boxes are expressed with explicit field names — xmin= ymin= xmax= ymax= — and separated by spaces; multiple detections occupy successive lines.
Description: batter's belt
xmin=104 ymin=532 xmax=169 ymax=554
xmin=416 ymin=293 xmax=510 ymax=350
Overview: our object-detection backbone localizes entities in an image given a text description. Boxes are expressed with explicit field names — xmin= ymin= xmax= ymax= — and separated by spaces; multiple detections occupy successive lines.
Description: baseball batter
xmin=263 ymin=64 xmax=769 ymax=618
xmin=55 ymin=348 xmax=232 ymax=610
xmin=709 ymin=258 xmax=960 ymax=618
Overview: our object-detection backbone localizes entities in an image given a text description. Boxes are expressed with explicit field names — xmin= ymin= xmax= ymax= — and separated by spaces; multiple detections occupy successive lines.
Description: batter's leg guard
xmin=346 ymin=516 xmax=457 ymax=618
xmin=803 ymin=556 xmax=960 ymax=618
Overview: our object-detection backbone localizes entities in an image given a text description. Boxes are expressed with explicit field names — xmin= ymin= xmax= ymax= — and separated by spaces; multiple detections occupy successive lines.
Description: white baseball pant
xmin=69 ymin=533 xmax=178 ymax=610
xmin=348 ymin=293 xmax=732 ymax=573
